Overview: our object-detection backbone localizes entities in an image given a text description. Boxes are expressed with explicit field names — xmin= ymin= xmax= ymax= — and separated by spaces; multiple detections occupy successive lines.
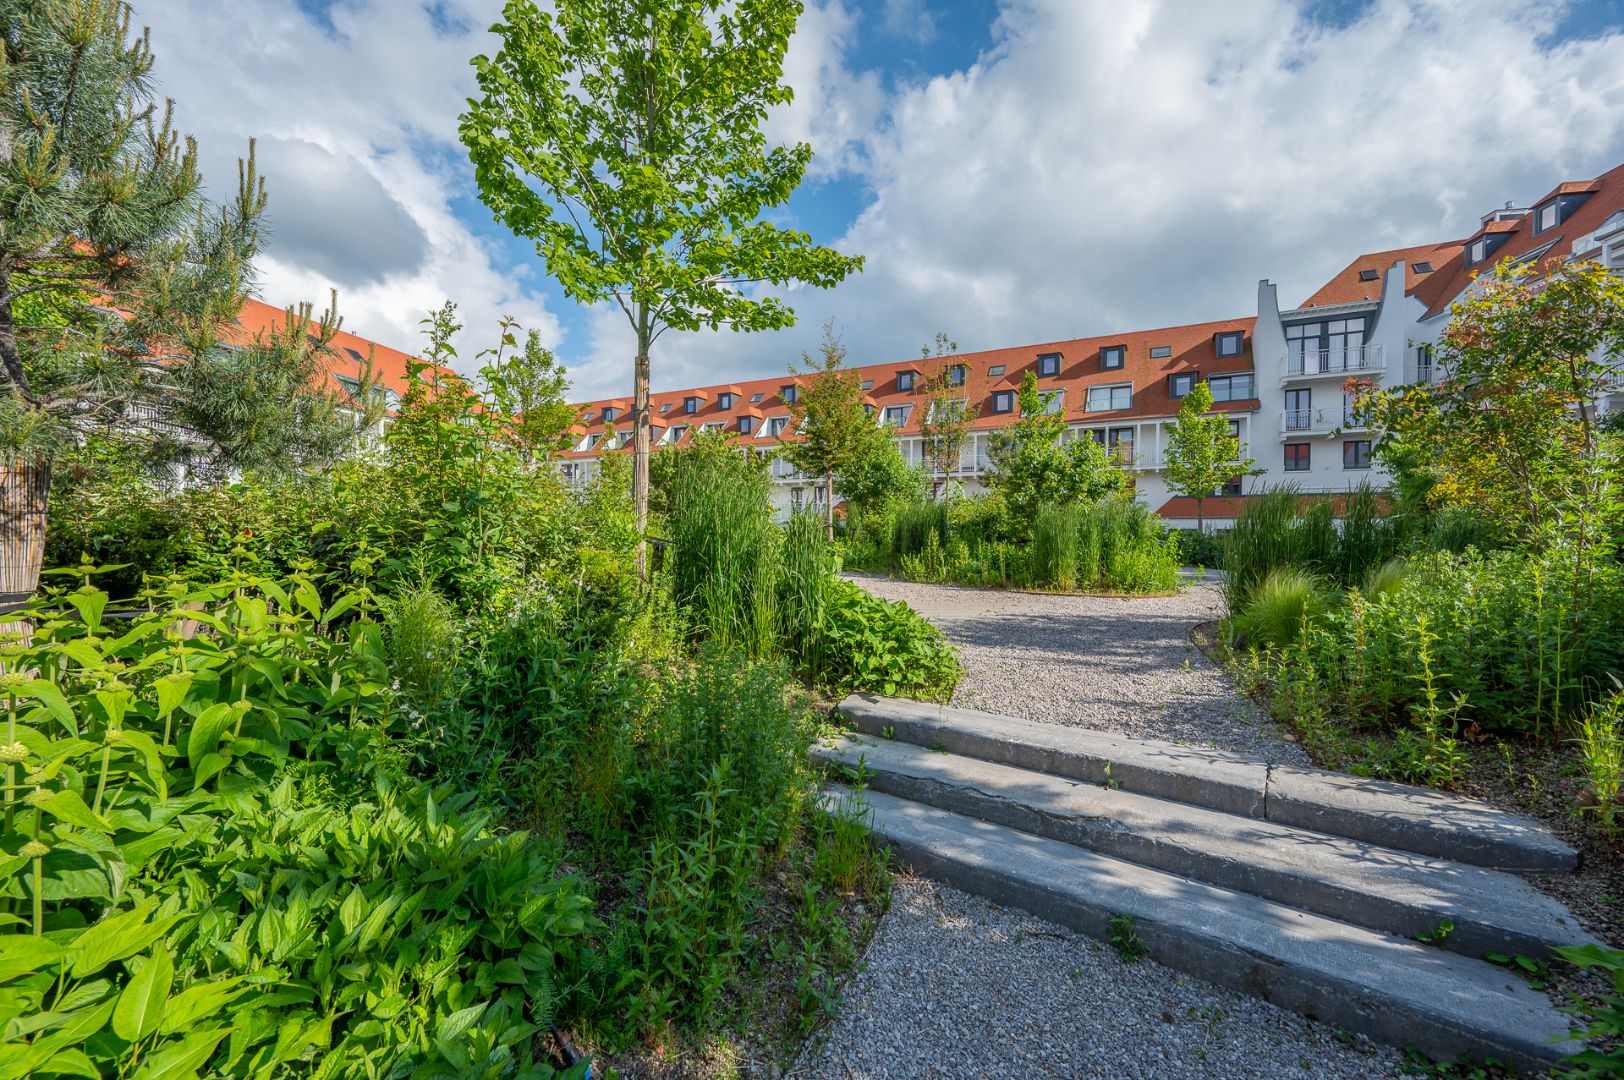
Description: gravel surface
xmin=787 ymin=579 xmax=1408 ymax=1079
xmin=790 ymin=878 xmax=1404 ymax=1080
xmin=850 ymin=575 xmax=1311 ymax=765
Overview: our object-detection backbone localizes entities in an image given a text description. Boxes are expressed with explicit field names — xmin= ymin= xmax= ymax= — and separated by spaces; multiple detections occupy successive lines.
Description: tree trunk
xmin=631 ymin=307 xmax=652 ymax=577
xmin=825 ymin=470 xmax=835 ymax=539
xmin=0 ymin=275 xmax=35 ymax=399
xmin=1 ymin=457 xmax=49 ymax=616
xmin=1195 ymin=496 xmax=1205 ymax=535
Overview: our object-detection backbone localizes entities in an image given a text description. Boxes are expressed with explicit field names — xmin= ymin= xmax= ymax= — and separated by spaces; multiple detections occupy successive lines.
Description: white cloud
xmin=573 ymin=0 xmax=1624 ymax=400
xmin=138 ymin=0 xmax=560 ymax=366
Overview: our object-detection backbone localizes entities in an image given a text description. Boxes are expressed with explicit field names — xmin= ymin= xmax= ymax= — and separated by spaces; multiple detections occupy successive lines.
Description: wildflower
xmin=0 ymin=742 xmax=29 ymax=764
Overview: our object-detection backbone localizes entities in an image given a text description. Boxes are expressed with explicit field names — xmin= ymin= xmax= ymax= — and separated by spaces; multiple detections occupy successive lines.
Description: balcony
xmin=1282 ymin=343 xmax=1385 ymax=382
xmin=1280 ymin=407 xmax=1369 ymax=437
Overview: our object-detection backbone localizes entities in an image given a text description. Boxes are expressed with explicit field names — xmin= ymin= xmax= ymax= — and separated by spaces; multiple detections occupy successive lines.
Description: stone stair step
xmin=828 ymin=785 xmax=1580 ymax=1073
xmin=837 ymin=693 xmax=1576 ymax=872
xmin=814 ymin=734 xmax=1596 ymax=961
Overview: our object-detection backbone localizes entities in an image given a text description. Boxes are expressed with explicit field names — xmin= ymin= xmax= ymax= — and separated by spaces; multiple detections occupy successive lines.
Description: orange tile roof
xmin=1412 ymin=160 xmax=1624 ymax=319
xmin=223 ymin=298 xmax=447 ymax=402
xmin=1156 ymin=492 xmax=1391 ymax=519
xmin=563 ymin=316 xmax=1259 ymax=458
xmin=1299 ymin=240 xmax=1466 ymax=307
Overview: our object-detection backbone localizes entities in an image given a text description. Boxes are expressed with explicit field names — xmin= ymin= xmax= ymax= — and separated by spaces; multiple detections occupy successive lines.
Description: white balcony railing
xmin=1283 ymin=343 xmax=1385 ymax=379
xmin=1281 ymin=408 xmax=1368 ymax=435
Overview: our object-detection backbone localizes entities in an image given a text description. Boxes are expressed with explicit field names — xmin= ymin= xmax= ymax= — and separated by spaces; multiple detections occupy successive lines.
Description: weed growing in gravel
xmin=1108 ymin=914 xmax=1149 ymax=962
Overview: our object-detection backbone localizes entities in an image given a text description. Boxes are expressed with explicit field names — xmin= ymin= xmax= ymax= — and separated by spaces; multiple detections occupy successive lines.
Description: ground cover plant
xmin=7 ymin=316 xmax=967 ymax=1077
xmin=1212 ymin=261 xmax=1624 ymax=1074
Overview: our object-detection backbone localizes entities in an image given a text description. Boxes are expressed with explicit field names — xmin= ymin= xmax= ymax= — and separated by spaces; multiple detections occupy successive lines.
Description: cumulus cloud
xmin=139 ymin=0 xmax=560 ymax=365
xmin=573 ymin=0 xmax=1624 ymax=400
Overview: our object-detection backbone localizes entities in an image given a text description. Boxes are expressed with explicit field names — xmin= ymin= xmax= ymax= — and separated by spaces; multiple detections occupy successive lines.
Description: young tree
xmin=781 ymin=325 xmax=873 ymax=537
xmin=477 ymin=316 xmax=576 ymax=465
xmin=461 ymin=0 xmax=863 ymax=570
xmin=987 ymin=371 xmax=1123 ymax=527
xmin=838 ymin=424 xmax=926 ymax=524
xmin=1357 ymin=260 xmax=1624 ymax=542
xmin=1162 ymin=380 xmax=1259 ymax=532
xmin=916 ymin=332 xmax=978 ymax=499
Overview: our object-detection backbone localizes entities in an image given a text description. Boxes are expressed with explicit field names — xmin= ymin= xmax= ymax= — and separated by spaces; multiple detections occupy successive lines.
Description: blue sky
xmin=142 ymin=0 xmax=1624 ymax=400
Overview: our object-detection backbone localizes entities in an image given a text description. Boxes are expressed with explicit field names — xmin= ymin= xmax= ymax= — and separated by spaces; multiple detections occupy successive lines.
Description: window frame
xmin=896 ymin=371 xmax=917 ymax=392
xmin=1085 ymin=383 xmax=1133 ymax=412
xmin=1283 ymin=442 xmax=1310 ymax=472
xmin=881 ymin=403 xmax=913 ymax=428
xmin=987 ymin=364 xmax=1006 ymax=377
xmin=1207 ymin=373 xmax=1253 ymax=402
xmin=1214 ymin=332 xmax=1244 ymax=359
xmin=1149 ymin=345 xmax=1173 ymax=359
xmin=717 ymin=392 xmax=736 ymax=410
xmin=990 ymin=390 xmax=1015 ymax=414
xmin=683 ymin=397 xmax=699 ymax=415
xmin=1343 ymin=439 xmax=1372 ymax=470
xmin=1100 ymin=345 xmax=1126 ymax=371
xmin=1037 ymin=353 xmax=1062 ymax=378
xmin=1168 ymin=372 xmax=1198 ymax=399
xmin=737 ymin=415 xmax=754 ymax=435
xmin=781 ymin=384 xmax=798 ymax=404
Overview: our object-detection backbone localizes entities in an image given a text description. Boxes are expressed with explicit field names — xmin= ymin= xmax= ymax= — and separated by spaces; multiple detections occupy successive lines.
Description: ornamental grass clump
xmin=1232 ymin=566 xmax=1331 ymax=649
xmin=1030 ymin=502 xmax=1083 ymax=590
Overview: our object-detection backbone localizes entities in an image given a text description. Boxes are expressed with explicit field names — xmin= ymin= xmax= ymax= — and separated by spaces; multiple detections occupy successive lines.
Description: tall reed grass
xmin=669 ymin=449 xmax=780 ymax=656
xmin=1028 ymin=497 xmax=1180 ymax=593
xmin=890 ymin=500 xmax=948 ymax=561
xmin=1031 ymin=503 xmax=1082 ymax=590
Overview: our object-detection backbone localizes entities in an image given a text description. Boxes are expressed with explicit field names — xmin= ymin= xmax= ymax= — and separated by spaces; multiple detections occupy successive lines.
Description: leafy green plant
xmin=1108 ymin=914 xmax=1149 ymax=963
xmin=1577 ymin=677 xmax=1624 ymax=829
xmin=1554 ymin=944 xmax=1624 ymax=1077
xmin=810 ymin=579 xmax=962 ymax=701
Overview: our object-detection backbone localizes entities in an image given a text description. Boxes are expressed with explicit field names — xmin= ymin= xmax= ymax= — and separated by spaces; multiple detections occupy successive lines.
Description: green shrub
xmin=813 ymin=578 xmax=962 ymax=701
xmin=1232 ymin=567 xmax=1331 ymax=648
xmin=1360 ymin=556 xmax=1408 ymax=599
xmin=383 ymin=576 xmax=463 ymax=704
xmin=1172 ymin=528 xmax=1226 ymax=568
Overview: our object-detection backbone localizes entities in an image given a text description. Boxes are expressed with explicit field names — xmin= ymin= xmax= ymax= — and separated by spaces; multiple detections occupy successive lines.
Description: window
xmin=1413 ymin=261 xmax=1433 ymax=273
xmin=684 ymin=397 xmax=699 ymax=414
xmin=860 ymin=379 xmax=874 ymax=391
xmin=601 ymin=406 xmax=618 ymax=422
xmin=929 ymin=397 xmax=968 ymax=423
xmin=738 ymin=416 xmax=754 ymax=434
xmin=1086 ymin=384 xmax=1132 ymax=411
xmin=580 ymin=433 xmax=599 ymax=451
xmin=1468 ymin=237 xmax=1488 ymax=264
xmin=750 ymin=392 xmax=764 ymax=403
xmin=987 ymin=365 xmax=1006 ymax=377
xmin=1535 ymin=201 xmax=1559 ymax=234
xmin=990 ymin=390 xmax=1015 ymax=414
xmin=717 ymin=392 xmax=735 ymax=410
xmin=666 ymin=426 xmax=687 ymax=445
xmin=1286 ymin=317 xmax=1367 ymax=373
xmin=1101 ymin=345 xmax=1126 ymax=370
xmin=768 ymin=416 xmax=789 ymax=437
xmin=1343 ymin=439 xmax=1372 ymax=469
xmin=1149 ymin=346 xmax=1172 ymax=359
xmin=948 ymin=364 xmax=967 ymax=387
xmin=863 ymin=402 xmax=875 ymax=418
xmin=1168 ymin=372 xmax=1197 ymax=398
xmin=659 ymin=402 xmax=672 ymax=413
xmin=1284 ymin=388 xmax=1313 ymax=431
xmin=1219 ymin=477 xmax=1243 ymax=497
xmin=1214 ymin=332 xmax=1244 ymax=358
xmin=896 ymin=371 xmax=917 ymax=392
xmin=781 ymin=384 xmax=798 ymax=404
xmin=700 ymin=421 xmax=724 ymax=433
xmin=1358 ymin=269 xmax=1379 ymax=282
xmin=882 ymin=404 xmax=913 ymax=427
xmin=1104 ymin=426 xmax=1134 ymax=463
xmin=580 ymin=410 xmax=596 ymax=424
xmin=1284 ymin=443 xmax=1310 ymax=472
xmin=1415 ymin=343 xmax=1434 ymax=382
xmin=1038 ymin=390 xmax=1064 ymax=416
xmin=1207 ymin=373 xmax=1254 ymax=402
xmin=1037 ymin=353 xmax=1061 ymax=377
xmin=791 ymin=488 xmax=804 ymax=509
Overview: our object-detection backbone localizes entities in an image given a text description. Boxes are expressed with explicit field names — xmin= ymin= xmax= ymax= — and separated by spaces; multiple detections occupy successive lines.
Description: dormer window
xmin=1214 ymin=332 xmax=1244 ymax=359
xmin=1100 ymin=345 xmax=1125 ymax=371
xmin=768 ymin=416 xmax=789 ymax=437
xmin=1468 ymin=238 xmax=1487 ymax=264
xmin=738 ymin=415 xmax=754 ymax=434
xmin=896 ymin=371 xmax=917 ymax=392
xmin=781 ymin=384 xmax=798 ymax=404
xmin=717 ymin=392 xmax=736 ymax=410
xmin=601 ymin=406 xmax=618 ymax=423
xmin=1536 ymin=201 xmax=1558 ymax=233
xmin=990 ymin=390 xmax=1015 ymax=414
xmin=684 ymin=396 xmax=699 ymax=414
xmin=948 ymin=364 xmax=967 ymax=387
xmin=1169 ymin=372 xmax=1198 ymax=398
xmin=1037 ymin=353 xmax=1061 ymax=377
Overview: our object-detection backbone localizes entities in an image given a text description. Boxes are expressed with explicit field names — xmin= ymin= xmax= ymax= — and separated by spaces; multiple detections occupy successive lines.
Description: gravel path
xmin=790 ymin=879 xmax=1403 ymax=1080
xmin=789 ymin=579 xmax=1405 ymax=1079
xmin=850 ymin=575 xmax=1311 ymax=765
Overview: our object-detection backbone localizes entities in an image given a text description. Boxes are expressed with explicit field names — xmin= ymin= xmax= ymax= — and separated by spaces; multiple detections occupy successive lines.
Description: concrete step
xmin=837 ymin=693 xmax=1577 ymax=872
xmin=814 ymin=734 xmax=1597 ymax=961
xmin=830 ymin=785 xmax=1580 ymax=1073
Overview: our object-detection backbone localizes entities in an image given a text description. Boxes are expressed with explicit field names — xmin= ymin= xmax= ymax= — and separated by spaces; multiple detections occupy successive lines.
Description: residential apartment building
xmin=560 ymin=159 xmax=1624 ymax=525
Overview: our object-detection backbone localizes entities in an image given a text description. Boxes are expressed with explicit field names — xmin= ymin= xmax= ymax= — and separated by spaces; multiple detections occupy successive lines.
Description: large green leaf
xmin=70 ymin=902 xmax=176 ymax=979
xmin=112 ymin=947 xmax=172 ymax=1042
xmin=156 ymin=976 xmax=251 ymax=1036
xmin=130 ymin=1027 xmax=231 ymax=1080
xmin=37 ymin=790 xmax=112 ymax=834
xmin=0 ymin=935 xmax=68 ymax=980
xmin=185 ymin=703 xmax=237 ymax=770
